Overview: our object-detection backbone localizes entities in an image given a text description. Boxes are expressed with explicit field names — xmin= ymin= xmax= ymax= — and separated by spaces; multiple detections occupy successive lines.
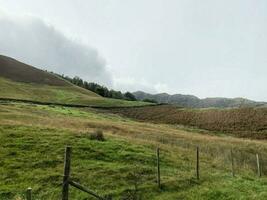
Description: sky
xmin=0 ymin=0 xmax=266 ymax=101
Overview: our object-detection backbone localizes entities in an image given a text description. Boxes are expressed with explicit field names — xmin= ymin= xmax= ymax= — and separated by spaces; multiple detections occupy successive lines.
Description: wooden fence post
xmin=230 ymin=149 xmax=235 ymax=177
xmin=156 ymin=147 xmax=161 ymax=189
xmin=256 ymin=154 xmax=261 ymax=177
xmin=196 ymin=146 xmax=199 ymax=180
xmin=62 ymin=146 xmax=72 ymax=200
xmin=26 ymin=187 xmax=32 ymax=200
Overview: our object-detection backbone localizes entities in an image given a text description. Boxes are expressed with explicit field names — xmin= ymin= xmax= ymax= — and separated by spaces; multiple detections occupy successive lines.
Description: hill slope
xmin=1 ymin=102 xmax=267 ymax=199
xmin=108 ymin=105 xmax=267 ymax=139
xmin=133 ymin=91 xmax=266 ymax=108
xmin=0 ymin=55 xmax=71 ymax=86
xmin=0 ymin=55 xmax=150 ymax=107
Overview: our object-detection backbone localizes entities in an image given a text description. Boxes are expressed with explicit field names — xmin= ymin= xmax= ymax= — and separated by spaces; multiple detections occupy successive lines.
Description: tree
xmin=96 ymin=87 xmax=106 ymax=97
xmin=143 ymin=98 xmax=158 ymax=103
xmin=57 ymin=73 xmax=137 ymax=101
xmin=124 ymin=92 xmax=137 ymax=101
xmin=72 ymin=76 xmax=83 ymax=87
xmin=110 ymin=90 xmax=124 ymax=99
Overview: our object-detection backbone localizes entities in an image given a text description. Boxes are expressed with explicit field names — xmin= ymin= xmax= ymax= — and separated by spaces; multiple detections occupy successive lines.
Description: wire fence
xmin=22 ymin=138 xmax=267 ymax=200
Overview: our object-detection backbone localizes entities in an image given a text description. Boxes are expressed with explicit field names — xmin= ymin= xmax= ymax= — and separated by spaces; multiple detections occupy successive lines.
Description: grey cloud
xmin=0 ymin=13 xmax=112 ymax=86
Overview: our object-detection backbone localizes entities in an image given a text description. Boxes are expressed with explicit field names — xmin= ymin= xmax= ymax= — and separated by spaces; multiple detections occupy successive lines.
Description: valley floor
xmin=0 ymin=102 xmax=267 ymax=199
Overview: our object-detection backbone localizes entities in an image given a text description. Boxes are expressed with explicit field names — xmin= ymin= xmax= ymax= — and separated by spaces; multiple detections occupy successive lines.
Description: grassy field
xmin=108 ymin=105 xmax=267 ymax=139
xmin=0 ymin=78 xmax=151 ymax=107
xmin=1 ymin=102 xmax=267 ymax=199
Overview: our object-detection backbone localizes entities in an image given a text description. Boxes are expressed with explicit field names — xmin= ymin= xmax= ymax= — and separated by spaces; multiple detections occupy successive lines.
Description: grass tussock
xmin=89 ymin=129 xmax=105 ymax=141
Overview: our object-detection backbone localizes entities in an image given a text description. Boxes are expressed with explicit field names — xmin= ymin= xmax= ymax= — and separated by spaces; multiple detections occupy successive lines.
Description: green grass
xmin=1 ymin=125 xmax=267 ymax=200
xmin=0 ymin=77 xmax=152 ymax=107
xmin=1 ymin=103 xmax=267 ymax=199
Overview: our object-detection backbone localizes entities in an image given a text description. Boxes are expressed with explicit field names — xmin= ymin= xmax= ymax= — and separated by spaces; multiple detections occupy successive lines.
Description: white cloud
xmin=0 ymin=11 xmax=112 ymax=86
xmin=113 ymin=76 xmax=172 ymax=94
xmin=154 ymin=83 xmax=172 ymax=94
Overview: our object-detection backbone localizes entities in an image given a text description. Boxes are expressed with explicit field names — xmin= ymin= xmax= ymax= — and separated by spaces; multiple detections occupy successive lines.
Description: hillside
xmin=0 ymin=55 xmax=71 ymax=86
xmin=1 ymin=102 xmax=267 ymax=199
xmin=133 ymin=91 xmax=266 ymax=108
xmin=1 ymin=55 xmax=267 ymax=199
xmin=0 ymin=55 xmax=150 ymax=107
xmin=108 ymin=105 xmax=267 ymax=139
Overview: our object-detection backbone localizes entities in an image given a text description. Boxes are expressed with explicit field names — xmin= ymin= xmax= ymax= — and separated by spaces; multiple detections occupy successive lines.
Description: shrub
xmin=89 ymin=129 xmax=105 ymax=141
xmin=143 ymin=98 xmax=158 ymax=103
xmin=124 ymin=92 xmax=137 ymax=101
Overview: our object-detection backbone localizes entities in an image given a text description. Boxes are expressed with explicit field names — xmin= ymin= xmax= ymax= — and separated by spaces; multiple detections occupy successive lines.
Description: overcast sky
xmin=0 ymin=0 xmax=266 ymax=101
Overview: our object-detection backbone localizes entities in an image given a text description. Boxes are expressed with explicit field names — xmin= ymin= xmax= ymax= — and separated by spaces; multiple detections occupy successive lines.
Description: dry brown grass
xmin=1 ymin=102 xmax=267 ymax=177
xmin=107 ymin=105 xmax=267 ymax=139
xmin=1 ymin=103 xmax=266 ymax=150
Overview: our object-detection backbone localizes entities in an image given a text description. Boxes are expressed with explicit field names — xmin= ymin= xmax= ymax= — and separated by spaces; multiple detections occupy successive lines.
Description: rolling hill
xmin=1 ymin=55 xmax=267 ymax=199
xmin=108 ymin=104 xmax=267 ymax=139
xmin=0 ymin=55 xmax=72 ymax=86
xmin=0 ymin=55 xmax=150 ymax=107
xmin=1 ymin=100 xmax=267 ymax=199
xmin=133 ymin=91 xmax=266 ymax=108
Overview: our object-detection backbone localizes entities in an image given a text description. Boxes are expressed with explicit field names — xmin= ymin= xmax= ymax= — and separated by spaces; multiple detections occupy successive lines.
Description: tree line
xmin=58 ymin=75 xmax=137 ymax=101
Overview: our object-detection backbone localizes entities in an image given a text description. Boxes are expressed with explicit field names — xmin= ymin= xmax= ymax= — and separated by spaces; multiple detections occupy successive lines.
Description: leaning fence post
xmin=196 ymin=146 xmax=199 ymax=180
xmin=156 ymin=147 xmax=161 ymax=189
xmin=230 ymin=149 xmax=235 ymax=177
xmin=26 ymin=187 xmax=32 ymax=200
xmin=256 ymin=154 xmax=261 ymax=177
xmin=62 ymin=146 xmax=72 ymax=200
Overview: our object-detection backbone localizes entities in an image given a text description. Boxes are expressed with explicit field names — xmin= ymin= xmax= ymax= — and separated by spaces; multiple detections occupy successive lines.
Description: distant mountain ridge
xmin=133 ymin=91 xmax=266 ymax=108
